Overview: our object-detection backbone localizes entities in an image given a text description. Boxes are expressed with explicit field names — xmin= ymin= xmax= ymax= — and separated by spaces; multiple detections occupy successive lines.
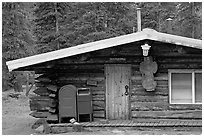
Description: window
xmin=169 ymin=69 xmax=202 ymax=104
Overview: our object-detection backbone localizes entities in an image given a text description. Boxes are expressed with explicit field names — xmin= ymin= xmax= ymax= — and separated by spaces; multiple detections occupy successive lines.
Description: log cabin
xmin=6 ymin=28 xmax=202 ymax=123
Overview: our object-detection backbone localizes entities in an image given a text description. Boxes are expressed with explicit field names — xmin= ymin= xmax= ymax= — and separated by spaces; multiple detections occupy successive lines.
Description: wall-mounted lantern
xmin=141 ymin=44 xmax=151 ymax=56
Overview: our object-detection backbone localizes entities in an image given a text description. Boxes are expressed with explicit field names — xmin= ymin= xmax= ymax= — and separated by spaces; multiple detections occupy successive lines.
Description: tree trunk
xmin=191 ymin=2 xmax=195 ymax=38
xmin=54 ymin=2 xmax=60 ymax=50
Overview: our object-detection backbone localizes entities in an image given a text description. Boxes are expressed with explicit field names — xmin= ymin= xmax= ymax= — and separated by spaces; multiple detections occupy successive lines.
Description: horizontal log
xmin=93 ymin=117 xmax=106 ymax=121
xmin=87 ymin=80 xmax=98 ymax=86
xmin=29 ymin=111 xmax=58 ymax=121
xmin=159 ymin=63 xmax=201 ymax=69
xmin=57 ymin=80 xmax=87 ymax=85
xmin=131 ymin=75 xmax=168 ymax=81
xmin=33 ymin=87 xmax=51 ymax=96
xmin=156 ymin=80 xmax=168 ymax=86
xmin=93 ymin=105 xmax=105 ymax=111
xmin=57 ymin=76 xmax=104 ymax=81
xmin=29 ymin=111 xmax=50 ymax=118
xmin=30 ymin=102 xmax=57 ymax=111
xmin=50 ymin=69 xmax=104 ymax=73
xmin=131 ymin=86 xmax=169 ymax=96
xmin=131 ymin=95 xmax=168 ymax=103
xmin=169 ymin=104 xmax=202 ymax=111
xmin=92 ymin=49 xmax=142 ymax=57
xmin=57 ymin=83 xmax=84 ymax=88
xmin=47 ymin=85 xmax=58 ymax=92
xmin=28 ymin=62 xmax=136 ymax=71
xmin=157 ymin=58 xmax=202 ymax=64
xmin=154 ymin=73 xmax=168 ymax=80
xmin=35 ymin=82 xmax=45 ymax=87
xmin=92 ymin=91 xmax=105 ymax=95
xmin=132 ymin=110 xmax=202 ymax=119
xmin=92 ymin=97 xmax=105 ymax=101
xmin=57 ymin=72 xmax=104 ymax=77
xmin=51 ymin=58 xmax=142 ymax=65
xmin=92 ymin=94 xmax=105 ymax=99
xmin=33 ymin=69 xmax=46 ymax=74
xmin=156 ymin=68 xmax=168 ymax=73
xmin=53 ymin=63 xmax=104 ymax=69
xmin=56 ymin=81 xmax=104 ymax=88
xmin=131 ymin=102 xmax=202 ymax=111
xmin=131 ymin=102 xmax=169 ymax=111
xmin=92 ymin=101 xmax=105 ymax=108
xmin=30 ymin=102 xmax=50 ymax=111
xmin=152 ymin=53 xmax=201 ymax=58
xmin=93 ymin=111 xmax=105 ymax=118
xmin=30 ymin=96 xmax=56 ymax=101
xmin=36 ymin=76 xmax=51 ymax=83
xmin=47 ymin=114 xmax=58 ymax=121
xmin=91 ymin=86 xmax=105 ymax=92
xmin=34 ymin=69 xmax=103 ymax=73
xmin=49 ymin=93 xmax=56 ymax=98
xmin=132 ymin=85 xmax=168 ymax=91
xmin=131 ymin=80 xmax=168 ymax=86
xmin=29 ymin=96 xmax=57 ymax=111
xmin=49 ymin=108 xmax=56 ymax=113
xmin=94 ymin=80 xmax=105 ymax=85
xmin=132 ymin=84 xmax=168 ymax=89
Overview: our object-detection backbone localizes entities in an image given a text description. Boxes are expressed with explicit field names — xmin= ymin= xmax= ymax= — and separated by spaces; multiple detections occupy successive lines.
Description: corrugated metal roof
xmin=6 ymin=28 xmax=202 ymax=71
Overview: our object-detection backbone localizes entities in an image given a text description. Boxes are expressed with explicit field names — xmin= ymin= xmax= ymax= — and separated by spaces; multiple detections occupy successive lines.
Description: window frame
xmin=168 ymin=69 xmax=202 ymax=104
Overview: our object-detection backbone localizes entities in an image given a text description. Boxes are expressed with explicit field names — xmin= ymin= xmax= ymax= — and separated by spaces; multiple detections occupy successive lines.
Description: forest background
xmin=2 ymin=2 xmax=202 ymax=91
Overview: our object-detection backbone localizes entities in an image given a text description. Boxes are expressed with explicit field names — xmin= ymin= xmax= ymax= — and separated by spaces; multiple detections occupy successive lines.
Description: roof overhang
xmin=6 ymin=28 xmax=202 ymax=71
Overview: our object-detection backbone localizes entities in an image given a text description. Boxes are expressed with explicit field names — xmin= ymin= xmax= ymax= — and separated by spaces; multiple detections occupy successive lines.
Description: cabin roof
xmin=6 ymin=28 xmax=202 ymax=71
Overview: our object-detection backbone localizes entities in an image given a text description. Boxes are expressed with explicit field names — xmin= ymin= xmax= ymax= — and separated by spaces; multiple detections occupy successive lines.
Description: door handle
xmin=125 ymin=85 xmax=129 ymax=96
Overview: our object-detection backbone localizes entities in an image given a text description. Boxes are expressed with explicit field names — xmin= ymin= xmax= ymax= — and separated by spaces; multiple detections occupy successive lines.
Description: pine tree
xmin=174 ymin=2 xmax=202 ymax=39
xmin=2 ymin=2 xmax=35 ymax=60
xmin=65 ymin=2 xmax=136 ymax=46
xmin=2 ymin=2 xmax=36 ymax=91
xmin=33 ymin=2 xmax=70 ymax=53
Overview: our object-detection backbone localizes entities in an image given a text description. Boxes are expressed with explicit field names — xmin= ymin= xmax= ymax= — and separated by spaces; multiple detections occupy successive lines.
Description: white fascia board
xmin=150 ymin=31 xmax=202 ymax=49
xmin=6 ymin=31 xmax=147 ymax=71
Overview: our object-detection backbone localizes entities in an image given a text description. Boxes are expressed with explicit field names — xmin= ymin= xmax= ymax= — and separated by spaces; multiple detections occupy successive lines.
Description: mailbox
xmin=77 ymin=88 xmax=93 ymax=122
xmin=58 ymin=85 xmax=77 ymax=123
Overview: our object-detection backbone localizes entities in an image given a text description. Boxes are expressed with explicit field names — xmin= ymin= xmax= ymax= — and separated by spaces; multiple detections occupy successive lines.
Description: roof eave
xmin=6 ymin=28 xmax=202 ymax=72
xmin=6 ymin=31 xmax=148 ymax=71
xmin=151 ymin=31 xmax=202 ymax=49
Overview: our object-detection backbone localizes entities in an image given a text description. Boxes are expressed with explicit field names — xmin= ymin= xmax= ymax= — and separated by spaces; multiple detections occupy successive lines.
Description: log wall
xmin=29 ymin=43 xmax=202 ymax=122
xmin=130 ymin=56 xmax=202 ymax=120
xmin=29 ymin=76 xmax=58 ymax=121
xmin=30 ymin=64 xmax=106 ymax=122
xmin=56 ymin=70 xmax=106 ymax=120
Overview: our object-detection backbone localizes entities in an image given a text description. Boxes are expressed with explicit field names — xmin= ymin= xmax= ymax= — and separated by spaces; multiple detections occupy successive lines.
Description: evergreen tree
xmin=139 ymin=2 xmax=202 ymax=39
xmin=65 ymin=2 xmax=136 ymax=46
xmin=2 ymin=2 xmax=35 ymax=60
xmin=173 ymin=2 xmax=202 ymax=39
xmin=33 ymin=2 xmax=70 ymax=53
xmin=2 ymin=2 xmax=36 ymax=91
xmin=139 ymin=2 xmax=177 ymax=32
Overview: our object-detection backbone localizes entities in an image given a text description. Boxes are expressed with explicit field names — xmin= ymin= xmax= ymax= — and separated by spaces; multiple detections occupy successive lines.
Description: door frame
xmin=105 ymin=64 xmax=131 ymax=120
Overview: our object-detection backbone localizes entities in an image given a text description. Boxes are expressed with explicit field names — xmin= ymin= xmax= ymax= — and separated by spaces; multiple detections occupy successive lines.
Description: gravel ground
xmin=2 ymin=89 xmax=37 ymax=135
xmin=2 ymin=89 xmax=202 ymax=135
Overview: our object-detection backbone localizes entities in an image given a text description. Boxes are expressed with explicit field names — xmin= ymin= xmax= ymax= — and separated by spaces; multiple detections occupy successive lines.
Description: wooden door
xmin=59 ymin=85 xmax=77 ymax=123
xmin=105 ymin=64 xmax=131 ymax=120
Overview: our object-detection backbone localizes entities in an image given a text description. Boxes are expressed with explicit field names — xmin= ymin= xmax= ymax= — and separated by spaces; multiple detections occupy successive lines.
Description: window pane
xmin=171 ymin=73 xmax=192 ymax=103
xmin=195 ymin=73 xmax=202 ymax=103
